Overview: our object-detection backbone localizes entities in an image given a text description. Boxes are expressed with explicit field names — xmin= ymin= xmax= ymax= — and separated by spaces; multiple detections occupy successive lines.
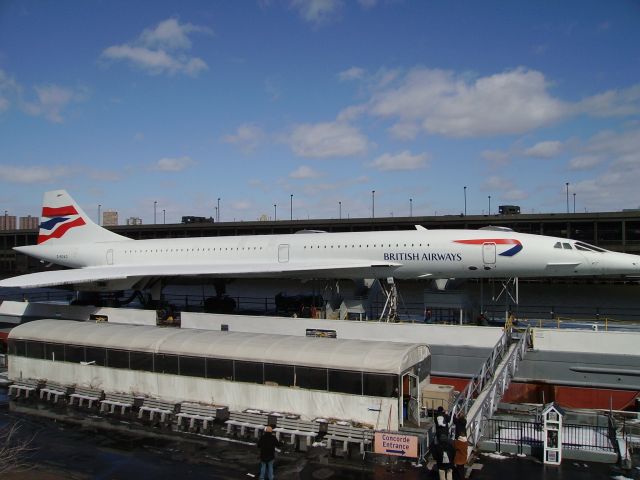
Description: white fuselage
xmin=25 ymin=229 xmax=640 ymax=280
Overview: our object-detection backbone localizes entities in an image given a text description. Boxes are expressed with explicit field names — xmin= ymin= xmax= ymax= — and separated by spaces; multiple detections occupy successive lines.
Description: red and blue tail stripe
xmin=454 ymin=238 xmax=523 ymax=256
xmin=38 ymin=205 xmax=86 ymax=244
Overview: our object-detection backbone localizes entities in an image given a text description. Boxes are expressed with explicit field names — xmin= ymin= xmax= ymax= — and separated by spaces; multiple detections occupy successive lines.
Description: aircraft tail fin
xmin=37 ymin=190 xmax=129 ymax=245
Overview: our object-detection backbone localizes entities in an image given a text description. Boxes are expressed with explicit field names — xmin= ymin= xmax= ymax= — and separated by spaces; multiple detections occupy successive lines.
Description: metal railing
xmin=449 ymin=327 xmax=532 ymax=446
xmin=484 ymin=418 xmax=615 ymax=453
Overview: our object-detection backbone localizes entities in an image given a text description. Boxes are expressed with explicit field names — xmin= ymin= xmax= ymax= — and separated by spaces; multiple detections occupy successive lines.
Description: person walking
xmin=435 ymin=406 xmax=450 ymax=442
xmin=432 ymin=437 xmax=455 ymax=480
xmin=453 ymin=411 xmax=467 ymax=438
xmin=257 ymin=425 xmax=281 ymax=480
xmin=453 ymin=435 xmax=469 ymax=480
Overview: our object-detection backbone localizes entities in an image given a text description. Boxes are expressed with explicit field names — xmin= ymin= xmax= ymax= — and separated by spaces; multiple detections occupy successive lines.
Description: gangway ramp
xmin=449 ymin=327 xmax=532 ymax=446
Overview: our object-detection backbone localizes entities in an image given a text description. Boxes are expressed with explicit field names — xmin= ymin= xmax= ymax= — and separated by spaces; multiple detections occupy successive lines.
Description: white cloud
xmin=481 ymin=149 xmax=511 ymax=167
xmin=22 ymin=84 xmax=88 ymax=123
xmin=568 ymin=155 xmax=601 ymax=170
xmin=0 ymin=165 xmax=69 ymax=184
xmin=222 ymin=123 xmax=266 ymax=152
xmin=482 ymin=176 xmax=527 ymax=201
xmin=289 ymin=165 xmax=322 ymax=179
xmin=101 ymin=18 xmax=211 ymax=77
xmin=290 ymin=0 xmax=343 ymax=25
xmin=140 ymin=18 xmax=211 ymax=51
xmin=523 ymin=140 xmax=563 ymax=158
xmin=577 ymin=84 xmax=640 ymax=117
xmin=368 ymin=151 xmax=429 ymax=171
xmin=153 ymin=156 xmax=196 ymax=172
xmin=369 ymin=67 xmax=569 ymax=137
xmin=563 ymin=128 xmax=640 ymax=210
xmin=286 ymin=121 xmax=368 ymax=158
xmin=388 ymin=122 xmax=420 ymax=140
xmin=338 ymin=67 xmax=365 ymax=82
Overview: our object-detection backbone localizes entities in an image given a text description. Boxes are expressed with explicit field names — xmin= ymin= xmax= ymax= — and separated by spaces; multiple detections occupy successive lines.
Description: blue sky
xmin=1 ymin=0 xmax=639 ymax=224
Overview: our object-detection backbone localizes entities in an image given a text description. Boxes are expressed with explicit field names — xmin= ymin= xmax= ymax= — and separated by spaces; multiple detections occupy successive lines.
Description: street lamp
xmin=573 ymin=193 xmax=576 ymax=214
xmin=565 ymin=182 xmax=569 ymax=213
xmin=464 ymin=186 xmax=467 ymax=216
xmin=372 ymin=190 xmax=375 ymax=218
xmin=98 ymin=204 xmax=101 ymax=225
xmin=290 ymin=194 xmax=293 ymax=221
xmin=163 ymin=209 xmax=166 ymax=224
xmin=217 ymin=198 xmax=220 ymax=222
xmin=488 ymin=196 xmax=491 ymax=216
xmin=339 ymin=201 xmax=342 ymax=220
xmin=154 ymin=201 xmax=157 ymax=224
xmin=410 ymin=198 xmax=413 ymax=217
xmin=3 ymin=210 xmax=7 ymax=230
xmin=274 ymin=204 xmax=277 ymax=221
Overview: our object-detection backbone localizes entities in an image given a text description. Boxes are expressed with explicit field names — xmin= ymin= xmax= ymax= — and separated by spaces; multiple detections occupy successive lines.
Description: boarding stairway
xmin=448 ymin=327 xmax=532 ymax=446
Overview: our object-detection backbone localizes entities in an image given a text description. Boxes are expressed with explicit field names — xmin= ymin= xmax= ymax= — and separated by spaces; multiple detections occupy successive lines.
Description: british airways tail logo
xmin=454 ymin=238 xmax=523 ymax=257
xmin=38 ymin=205 xmax=86 ymax=244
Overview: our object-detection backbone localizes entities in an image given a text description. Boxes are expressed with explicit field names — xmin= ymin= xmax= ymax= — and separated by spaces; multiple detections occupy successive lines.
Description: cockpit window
xmin=562 ymin=243 xmax=572 ymax=250
xmin=574 ymin=241 xmax=607 ymax=253
xmin=554 ymin=242 xmax=562 ymax=249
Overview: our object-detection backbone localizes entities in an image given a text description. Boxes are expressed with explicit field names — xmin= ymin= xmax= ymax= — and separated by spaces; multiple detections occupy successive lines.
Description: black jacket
xmin=258 ymin=431 xmax=281 ymax=462
xmin=433 ymin=441 xmax=455 ymax=469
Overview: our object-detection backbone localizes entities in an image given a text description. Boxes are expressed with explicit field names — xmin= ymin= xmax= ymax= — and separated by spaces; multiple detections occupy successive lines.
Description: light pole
xmin=464 ymin=186 xmax=467 ymax=216
xmin=98 ymin=204 xmax=101 ymax=225
xmin=217 ymin=198 xmax=220 ymax=222
xmin=372 ymin=190 xmax=375 ymax=218
xmin=215 ymin=206 xmax=218 ymax=223
xmin=163 ymin=209 xmax=166 ymax=224
xmin=290 ymin=194 xmax=293 ymax=221
xmin=410 ymin=198 xmax=413 ymax=217
xmin=339 ymin=201 xmax=342 ymax=220
xmin=565 ymin=182 xmax=569 ymax=213
xmin=274 ymin=204 xmax=277 ymax=221
xmin=3 ymin=210 xmax=7 ymax=230
xmin=154 ymin=201 xmax=157 ymax=224
xmin=573 ymin=193 xmax=576 ymax=214
xmin=488 ymin=196 xmax=491 ymax=215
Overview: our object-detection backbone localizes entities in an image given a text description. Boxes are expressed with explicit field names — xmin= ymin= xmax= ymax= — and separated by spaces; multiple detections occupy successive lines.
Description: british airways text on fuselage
xmin=383 ymin=251 xmax=463 ymax=262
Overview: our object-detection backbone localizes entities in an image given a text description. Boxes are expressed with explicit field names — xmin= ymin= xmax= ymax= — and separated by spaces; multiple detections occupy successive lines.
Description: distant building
xmin=102 ymin=210 xmax=118 ymax=226
xmin=0 ymin=215 xmax=16 ymax=230
xmin=19 ymin=215 xmax=40 ymax=230
xmin=126 ymin=217 xmax=143 ymax=226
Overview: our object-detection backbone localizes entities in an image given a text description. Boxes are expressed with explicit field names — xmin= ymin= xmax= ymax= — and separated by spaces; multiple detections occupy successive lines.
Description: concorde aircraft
xmin=1 ymin=190 xmax=639 ymax=293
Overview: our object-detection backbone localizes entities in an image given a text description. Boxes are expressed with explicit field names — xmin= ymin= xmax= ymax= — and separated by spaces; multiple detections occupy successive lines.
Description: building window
xmin=234 ymin=361 xmax=264 ymax=384
xmin=107 ymin=349 xmax=130 ymax=369
xmin=85 ymin=346 xmax=106 ymax=366
xmin=180 ymin=355 xmax=206 ymax=378
xmin=329 ymin=370 xmax=362 ymax=395
xmin=363 ymin=373 xmax=397 ymax=397
xmin=130 ymin=351 xmax=153 ymax=371
xmin=206 ymin=358 xmax=233 ymax=380
xmin=295 ymin=366 xmax=327 ymax=391
xmin=264 ymin=363 xmax=294 ymax=387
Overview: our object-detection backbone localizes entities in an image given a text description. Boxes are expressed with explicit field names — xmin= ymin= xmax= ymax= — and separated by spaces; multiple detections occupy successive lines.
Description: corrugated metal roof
xmin=9 ymin=320 xmax=429 ymax=374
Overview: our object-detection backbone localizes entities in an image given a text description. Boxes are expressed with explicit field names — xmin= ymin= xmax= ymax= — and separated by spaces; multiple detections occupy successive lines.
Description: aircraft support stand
xmin=379 ymin=277 xmax=399 ymax=322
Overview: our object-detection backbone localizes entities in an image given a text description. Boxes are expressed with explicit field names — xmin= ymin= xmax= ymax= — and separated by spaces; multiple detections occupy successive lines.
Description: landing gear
xmin=379 ymin=277 xmax=399 ymax=322
xmin=491 ymin=276 xmax=519 ymax=325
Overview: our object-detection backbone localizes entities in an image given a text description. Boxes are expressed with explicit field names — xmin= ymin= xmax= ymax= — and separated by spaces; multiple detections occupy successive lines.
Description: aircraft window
xmin=554 ymin=242 xmax=562 ymax=249
xmin=562 ymin=243 xmax=572 ymax=250
xmin=337 ymin=245 xmax=340 ymax=248
xmin=411 ymin=244 xmax=414 ymax=247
